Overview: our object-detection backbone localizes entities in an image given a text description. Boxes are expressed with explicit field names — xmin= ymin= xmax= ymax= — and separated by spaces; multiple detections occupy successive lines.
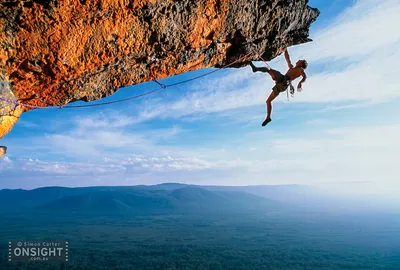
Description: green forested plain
xmin=1 ymin=211 xmax=400 ymax=270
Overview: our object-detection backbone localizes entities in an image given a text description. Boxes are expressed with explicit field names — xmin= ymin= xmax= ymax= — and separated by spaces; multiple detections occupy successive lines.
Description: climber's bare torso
xmin=285 ymin=66 xmax=306 ymax=82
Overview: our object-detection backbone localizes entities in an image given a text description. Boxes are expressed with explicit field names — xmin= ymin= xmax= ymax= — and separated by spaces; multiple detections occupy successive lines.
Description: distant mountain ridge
xmin=0 ymin=184 xmax=293 ymax=215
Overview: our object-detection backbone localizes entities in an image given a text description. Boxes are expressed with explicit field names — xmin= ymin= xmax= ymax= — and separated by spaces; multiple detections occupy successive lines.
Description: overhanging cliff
xmin=0 ymin=0 xmax=319 ymax=140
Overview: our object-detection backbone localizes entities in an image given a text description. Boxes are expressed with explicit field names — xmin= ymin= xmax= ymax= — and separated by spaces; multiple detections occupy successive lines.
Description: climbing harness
xmin=289 ymin=83 xmax=295 ymax=98
xmin=0 ymin=52 xmax=253 ymax=110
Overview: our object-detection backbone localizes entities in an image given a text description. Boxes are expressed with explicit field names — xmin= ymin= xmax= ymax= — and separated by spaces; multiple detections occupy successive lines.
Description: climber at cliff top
xmin=249 ymin=48 xmax=307 ymax=127
xmin=0 ymin=146 xmax=6 ymax=159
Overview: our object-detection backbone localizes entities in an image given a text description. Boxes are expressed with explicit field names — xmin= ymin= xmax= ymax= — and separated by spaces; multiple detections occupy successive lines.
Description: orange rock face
xmin=0 ymin=0 xmax=319 ymax=139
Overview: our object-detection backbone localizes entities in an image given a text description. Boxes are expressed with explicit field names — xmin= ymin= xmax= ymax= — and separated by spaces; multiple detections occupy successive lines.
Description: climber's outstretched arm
xmin=284 ymin=48 xmax=293 ymax=69
xmin=297 ymin=70 xmax=307 ymax=89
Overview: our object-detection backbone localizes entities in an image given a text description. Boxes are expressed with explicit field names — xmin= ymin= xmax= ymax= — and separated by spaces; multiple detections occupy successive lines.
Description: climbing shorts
xmin=272 ymin=73 xmax=290 ymax=95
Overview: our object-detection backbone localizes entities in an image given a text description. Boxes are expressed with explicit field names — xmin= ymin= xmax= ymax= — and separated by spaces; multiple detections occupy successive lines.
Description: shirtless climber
xmin=249 ymin=48 xmax=307 ymax=126
xmin=0 ymin=146 xmax=6 ymax=159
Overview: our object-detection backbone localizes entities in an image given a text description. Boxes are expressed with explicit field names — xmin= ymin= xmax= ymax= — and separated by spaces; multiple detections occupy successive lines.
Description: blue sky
xmin=1 ymin=0 xmax=400 ymax=195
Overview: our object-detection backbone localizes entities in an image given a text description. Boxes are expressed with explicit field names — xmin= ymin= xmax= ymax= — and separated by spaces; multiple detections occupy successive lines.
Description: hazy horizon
xmin=2 ymin=182 xmax=400 ymax=214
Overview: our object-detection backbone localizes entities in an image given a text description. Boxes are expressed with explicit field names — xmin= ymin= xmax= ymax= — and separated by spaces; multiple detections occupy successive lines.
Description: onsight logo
xmin=8 ymin=240 xmax=68 ymax=262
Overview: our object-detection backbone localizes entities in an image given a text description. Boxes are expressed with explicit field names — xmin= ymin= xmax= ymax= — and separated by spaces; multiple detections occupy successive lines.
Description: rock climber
xmin=249 ymin=48 xmax=307 ymax=126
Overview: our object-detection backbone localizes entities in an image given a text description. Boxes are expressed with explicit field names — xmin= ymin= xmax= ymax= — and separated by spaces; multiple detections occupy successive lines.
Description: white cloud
xmin=1 ymin=158 xmax=127 ymax=175
xmin=305 ymin=119 xmax=327 ymax=125
xmin=76 ymin=111 xmax=136 ymax=128
xmin=291 ymin=47 xmax=400 ymax=103
xmin=2 ymin=156 xmax=11 ymax=163
xmin=18 ymin=121 xmax=39 ymax=128
xmin=0 ymin=156 xmax=12 ymax=169
xmin=3 ymin=119 xmax=400 ymax=197
xmin=47 ymin=130 xmax=148 ymax=157
xmin=298 ymin=0 xmax=400 ymax=62
xmin=136 ymin=70 xmax=269 ymax=121
xmin=18 ymin=112 xmax=186 ymax=159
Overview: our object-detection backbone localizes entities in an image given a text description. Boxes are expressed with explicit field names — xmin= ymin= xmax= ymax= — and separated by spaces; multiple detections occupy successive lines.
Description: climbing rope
xmin=0 ymin=52 xmax=253 ymax=110
xmin=258 ymin=55 xmax=271 ymax=70
xmin=153 ymin=80 xmax=167 ymax=89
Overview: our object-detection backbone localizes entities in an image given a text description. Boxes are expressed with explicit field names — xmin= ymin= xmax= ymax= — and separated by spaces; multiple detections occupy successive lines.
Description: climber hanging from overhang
xmin=0 ymin=146 xmax=6 ymax=159
xmin=249 ymin=47 xmax=308 ymax=126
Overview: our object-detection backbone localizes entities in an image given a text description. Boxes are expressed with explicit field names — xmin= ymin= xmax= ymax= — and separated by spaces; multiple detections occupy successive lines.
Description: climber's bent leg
xmin=249 ymin=62 xmax=285 ymax=83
